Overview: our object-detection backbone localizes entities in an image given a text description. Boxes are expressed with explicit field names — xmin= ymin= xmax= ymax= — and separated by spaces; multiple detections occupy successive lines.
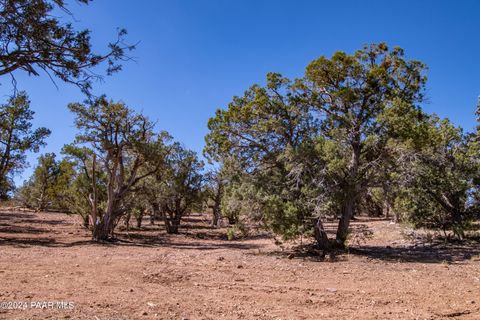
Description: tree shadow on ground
xmin=0 ymin=212 xmax=263 ymax=251
xmin=0 ymin=211 xmax=36 ymax=221
xmin=18 ymin=218 xmax=66 ymax=225
xmin=348 ymin=240 xmax=480 ymax=264
xmin=266 ymin=240 xmax=480 ymax=264
xmin=0 ymin=234 xmax=263 ymax=251
xmin=0 ymin=225 xmax=47 ymax=234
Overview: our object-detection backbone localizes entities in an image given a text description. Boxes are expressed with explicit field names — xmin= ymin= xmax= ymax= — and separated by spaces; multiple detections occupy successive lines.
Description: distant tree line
xmin=15 ymin=97 xmax=204 ymax=241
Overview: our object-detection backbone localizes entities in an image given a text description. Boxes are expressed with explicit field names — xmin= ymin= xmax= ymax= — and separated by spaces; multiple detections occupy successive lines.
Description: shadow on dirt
xmin=4 ymin=210 xmax=477 ymax=263
xmin=0 ymin=234 xmax=263 ymax=251
xmin=0 ymin=211 xmax=36 ymax=221
xmin=267 ymin=240 xmax=480 ymax=264
xmin=348 ymin=241 xmax=480 ymax=264
xmin=0 ymin=210 xmax=263 ymax=251
xmin=0 ymin=225 xmax=47 ymax=234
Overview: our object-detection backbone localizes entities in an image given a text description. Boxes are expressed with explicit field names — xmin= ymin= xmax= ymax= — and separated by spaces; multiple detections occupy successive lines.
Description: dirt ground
xmin=0 ymin=210 xmax=479 ymax=320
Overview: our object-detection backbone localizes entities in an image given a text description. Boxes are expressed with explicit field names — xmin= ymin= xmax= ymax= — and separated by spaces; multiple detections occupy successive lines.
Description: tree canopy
xmin=0 ymin=0 xmax=134 ymax=94
xmin=0 ymin=92 xmax=50 ymax=198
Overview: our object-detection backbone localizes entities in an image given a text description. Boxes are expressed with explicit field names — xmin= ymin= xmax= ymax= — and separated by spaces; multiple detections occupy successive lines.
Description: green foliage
xmin=0 ymin=92 xmax=50 ymax=198
xmin=205 ymin=72 xmax=323 ymax=241
xmin=394 ymin=118 xmax=479 ymax=239
xmin=226 ymin=227 xmax=235 ymax=241
xmin=15 ymin=153 xmax=74 ymax=211
xmin=68 ymin=96 xmax=170 ymax=240
xmin=60 ymin=144 xmax=108 ymax=226
xmin=156 ymin=143 xmax=204 ymax=233
xmin=205 ymin=43 xmax=429 ymax=247
xmin=12 ymin=41 xmax=480 ymax=247
xmin=0 ymin=0 xmax=134 ymax=95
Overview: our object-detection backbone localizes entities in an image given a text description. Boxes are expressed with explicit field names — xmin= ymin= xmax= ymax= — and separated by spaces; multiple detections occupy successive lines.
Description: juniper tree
xmin=157 ymin=143 xmax=204 ymax=234
xmin=394 ymin=117 xmax=479 ymax=239
xmin=204 ymin=169 xmax=225 ymax=227
xmin=206 ymin=44 xmax=428 ymax=249
xmin=60 ymin=144 xmax=106 ymax=227
xmin=68 ymin=96 xmax=168 ymax=241
xmin=299 ymin=43 xmax=427 ymax=246
xmin=205 ymin=73 xmax=324 ymax=244
xmin=0 ymin=0 xmax=134 ymax=94
xmin=0 ymin=92 xmax=50 ymax=198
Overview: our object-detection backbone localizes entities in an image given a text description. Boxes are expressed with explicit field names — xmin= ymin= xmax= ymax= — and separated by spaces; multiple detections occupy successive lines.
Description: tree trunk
xmin=383 ymin=183 xmax=394 ymax=220
xmin=150 ymin=212 xmax=155 ymax=225
xmin=136 ymin=211 xmax=143 ymax=228
xmin=211 ymin=182 xmax=222 ymax=227
xmin=92 ymin=197 xmax=118 ymax=241
xmin=211 ymin=202 xmax=221 ymax=227
xmin=163 ymin=210 xmax=181 ymax=234
xmin=452 ymin=211 xmax=465 ymax=240
xmin=82 ymin=214 xmax=89 ymax=228
xmin=335 ymin=194 xmax=355 ymax=246
xmin=150 ymin=202 xmax=160 ymax=225
xmin=335 ymin=143 xmax=360 ymax=247
xmin=163 ymin=212 xmax=173 ymax=234
xmin=124 ymin=212 xmax=131 ymax=231
xmin=384 ymin=200 xmax=390 ymax=219
xmin=314 ymin=217 xmax=331 ymax=250
xmin=92 ymin=156 xmax=119 ymax=241
xmin=92 ymin=212 xmax=115 ymax=241
xmin=169 ymin=221 xmax=179 ymax=234
xmin=91 ymin=153 xmax=98 ymax=227
xmin=211 ymin=209 xmax=220 ymax=227
xmin=171 ymin=214 xmax=181 ymax=233
xmin=227 ymin=216 xmax=237 ymax=225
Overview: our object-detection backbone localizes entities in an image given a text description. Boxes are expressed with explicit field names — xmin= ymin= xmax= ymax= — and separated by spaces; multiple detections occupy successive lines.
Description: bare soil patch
xmin=0 ymin=211 xmax=479 ymax=319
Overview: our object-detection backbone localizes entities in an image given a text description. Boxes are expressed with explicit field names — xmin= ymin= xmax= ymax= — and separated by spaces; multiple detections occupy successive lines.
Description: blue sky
xmin=3 ymin=0 xmax=480 ymax=185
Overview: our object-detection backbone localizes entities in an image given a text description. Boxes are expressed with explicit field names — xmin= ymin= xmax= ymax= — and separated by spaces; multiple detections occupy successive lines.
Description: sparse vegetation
xmin=0 ymin=1 xmax=479 ymax=318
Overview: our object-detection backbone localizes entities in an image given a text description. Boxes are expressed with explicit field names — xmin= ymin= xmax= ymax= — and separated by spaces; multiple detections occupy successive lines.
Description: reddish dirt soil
xmin=0 ymin=210 xmax=479 ymax=320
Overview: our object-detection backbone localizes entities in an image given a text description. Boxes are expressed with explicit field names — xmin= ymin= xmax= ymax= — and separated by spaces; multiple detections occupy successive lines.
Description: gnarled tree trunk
xmin=92 ymin=192 xmax=120 ymax=241
xmin=93 ymin=212 xmax=116 ymax=241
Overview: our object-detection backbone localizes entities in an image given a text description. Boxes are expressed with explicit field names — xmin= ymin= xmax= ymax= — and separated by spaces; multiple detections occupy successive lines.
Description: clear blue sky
xmin=4 ymin=0 xmax=480 ymax=185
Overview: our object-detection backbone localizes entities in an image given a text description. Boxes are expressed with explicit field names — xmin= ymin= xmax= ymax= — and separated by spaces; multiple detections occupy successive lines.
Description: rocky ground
xmin=0 ymin=210 xmax=479 ymax=319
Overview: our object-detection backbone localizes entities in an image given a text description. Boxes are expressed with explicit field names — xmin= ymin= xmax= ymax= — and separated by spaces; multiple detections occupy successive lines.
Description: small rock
xmin=147 ymin=302 xmax=156 ymax=307
xmin=287 ymin=253 xmax=295 ymax=259
xmin=237 ymin=265 xmax=244 ymax=269
xmin=326 ymin=287 xmax=337 ymax=293
xmin=142 ymin=311 xmax=148 ymax=316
